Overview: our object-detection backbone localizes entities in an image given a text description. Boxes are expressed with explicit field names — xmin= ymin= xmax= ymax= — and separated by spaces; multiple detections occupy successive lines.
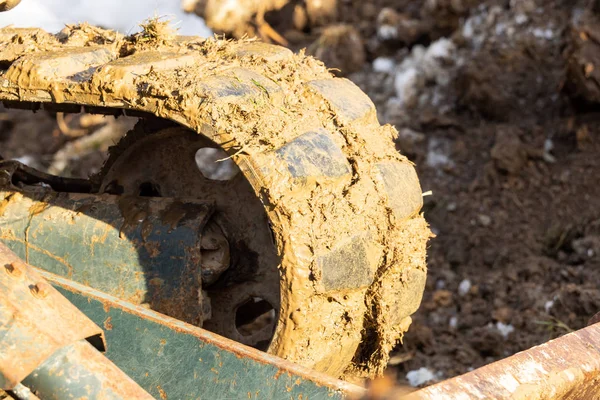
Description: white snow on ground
xmin=449 ymin=316 xmax=458 ymax=329
xmin=425 ymin=137 xmax=454 ymax=169
xmin=406 ymin=367 xmax=436 ymax=387
xmin=531 ymin=27 xmax=555 ymax=40
xmin=394 ymin=38 xmax=457 ymax=108
xmin=0 ymin=0 xmax=212 ymax=36
xmin=372 ymin=57 xmax=396 ymax=74
xmin=495 ymin=322 xmax=515 ymax=339
xmin=458 ymin=279 xmax=472 ymax=296
xmin=14 ymin=155 xmax=35 ymax=167
xmin=488 ymin=321 xmax=515 ymax=339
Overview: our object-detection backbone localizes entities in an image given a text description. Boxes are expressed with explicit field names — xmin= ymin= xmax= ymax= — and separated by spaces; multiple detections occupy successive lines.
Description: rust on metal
xmin=407 ymin=323 xmax=600 ymax=400
xmin=0 ymin=183 xmax=216 ymax=326
xmin=39 ymin=268 xmax=367 ymax=399
xmin=0 ymin=243 xmax=105 ymax=390
xmin=29 ymin=281 xmax=52 ymax=298
xmin=588 ymin=312 xmax=600 ymax=326
xmin=23 ymin=340 xmax=153 ymax=400
xmin=8 ymin=383 xmax=41 ymax=400
xmin=5 ymin=260 xmax=24 ymax=278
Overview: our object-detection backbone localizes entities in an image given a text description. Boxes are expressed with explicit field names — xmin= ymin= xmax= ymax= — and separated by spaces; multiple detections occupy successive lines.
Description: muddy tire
xmin=0 ymin=24 xmax=430 ymax=377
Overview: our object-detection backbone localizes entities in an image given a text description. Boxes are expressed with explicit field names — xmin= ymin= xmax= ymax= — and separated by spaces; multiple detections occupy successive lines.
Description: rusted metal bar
xmin=0 ymin=243 xmax=104 ymax=390
xmin=7 ymin=383 xmax=41 ymax=400
xmin=407 ymin=323 xmax=600 ymax=399
xmin=23 ymin=340 xmax=153 ymax=400
xmin=0 ymin=243 xmax=153 ymax=398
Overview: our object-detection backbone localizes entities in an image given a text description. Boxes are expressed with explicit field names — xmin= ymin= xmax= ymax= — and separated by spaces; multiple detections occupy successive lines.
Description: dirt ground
xmin=341 ymin=0 xmax=600 ymax=386
xmin=2 ymin=0 xmax=600 ymax=389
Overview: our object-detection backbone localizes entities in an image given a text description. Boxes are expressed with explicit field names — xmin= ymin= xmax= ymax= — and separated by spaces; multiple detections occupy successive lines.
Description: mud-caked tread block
xmin=307 ymin=78 xmax=378 ymax=126
xmin=386 ymin=267 xmax=427 ymax=324
xmin=197 ymin=76 xmax=284 ymax=108
xmin=375 ymin=162 xmax=423 ymax=222
xmin=5 ymin=47 xmax=116 ymax=86
xmin=316 ymin=234 xmax=382 ymax=291
xmin=217 ymin=67 xmax=284 ymax=104
xmin=234 ymin=42 xmax=293 ymax=62
xmin=199 ymin=76 xmax=257 ymax=99
xmin=276 ymin=130 xmax=352 ymax=185
xmin=92 ymin=51 xmax=196 ymax=88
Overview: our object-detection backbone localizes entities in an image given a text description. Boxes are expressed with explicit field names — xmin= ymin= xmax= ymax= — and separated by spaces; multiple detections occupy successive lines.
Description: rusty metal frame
xmin=0 ymin=244 xmax=153 ymax=398
xmin=5 ymin=242 xmax=600 ymax=399
xmin=408 ymin=323 xmax=600 ymax=399
xmin=38 ymin=267 xmax=367 ymax=399
xmin=0 ymin=244 xmax=105 ymax=389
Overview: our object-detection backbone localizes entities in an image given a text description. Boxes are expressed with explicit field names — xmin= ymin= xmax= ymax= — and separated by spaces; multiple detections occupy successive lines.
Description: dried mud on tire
xmin=0 ymin=24 xmax=431 ymax=377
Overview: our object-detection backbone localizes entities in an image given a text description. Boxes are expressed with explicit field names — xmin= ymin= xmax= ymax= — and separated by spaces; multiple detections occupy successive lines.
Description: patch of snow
xmin=426 ymin=137 xmax=454 ymax=169
xmin=14 ymin=155 xmax=34 ymax=166
xmin=531 ymin=27 xmax=555 ymax=40
xmin=449 ymin=316 xmax=458 ymax=329
xmin=495 ymin=22 xmax=506 ymax=36
xmin=544 ymin=300 xmax=554 ymax=313
xmin=462 ymin=17 xmax=475 ymax=39
xmin=543 ymin=138 xmax=556 ymax=163
xmin=427 ymin=38 xmax=454 ymax=58
xmin=496 ymin=322 xmax=515 ymax=339
xmin=515 ymin=14 xmax=528 ymax=25
xmin=544 ymin=138 xmax=554 ymax=153
xmin=393 ymin=38 xmax=457 ymax=108
xmin=378 ymin=25 xmax=397 ymax=40
xmin=395 ymin=67 xmax=421 ymax=106
xmin=461 ymin=13 xmax=486 ymax=49
xmin=0 ymin=0 xmax=212 ymax=36
xmin=458 ymin=279 xmax=471 ymax=296
xmin=406 ymin=367 xmax=436 ymax=387
xmin=373 ymin=57 xmax=396 ymax=74
xmin=195 ymin=148 xmax=239 ymax=181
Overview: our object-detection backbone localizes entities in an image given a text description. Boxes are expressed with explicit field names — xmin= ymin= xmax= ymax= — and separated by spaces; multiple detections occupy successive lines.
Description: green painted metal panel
xmin=22 ymin=340 xmax=154 ymax=399
xmin=40 ymin=270 xmax=361 ymax=400
xmin=0 ymin=189 xmax=212 ymax=325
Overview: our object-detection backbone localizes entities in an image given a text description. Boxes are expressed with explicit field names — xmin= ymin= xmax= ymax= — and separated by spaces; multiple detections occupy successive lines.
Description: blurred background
xmin=1 ymin=0 xmax=599 ymax=389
